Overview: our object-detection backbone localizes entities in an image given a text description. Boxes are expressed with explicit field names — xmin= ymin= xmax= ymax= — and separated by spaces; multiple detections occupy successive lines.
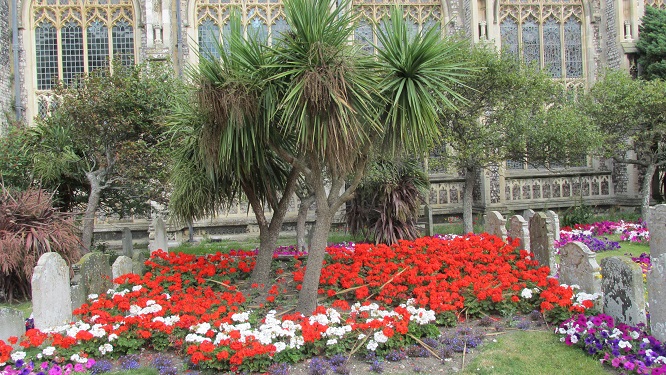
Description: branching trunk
xmin=296 ymin=194 xmax=315 ymax=252
xmin=642 ymin=163 xmax=657 ymax=223
xmin=462 ymin=166 xmax=476 ymax=234
xmin=81 ymin=170 xmax=106 ymax=253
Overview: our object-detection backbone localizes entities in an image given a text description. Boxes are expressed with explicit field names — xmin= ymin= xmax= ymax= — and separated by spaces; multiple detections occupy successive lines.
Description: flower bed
xmin=0 ymin=235 xmax=595 ymax=373
xmin=556 ymin=314 xmax=666 ymax=374
xmin=560 ymin=220 xmax=649 ymax=245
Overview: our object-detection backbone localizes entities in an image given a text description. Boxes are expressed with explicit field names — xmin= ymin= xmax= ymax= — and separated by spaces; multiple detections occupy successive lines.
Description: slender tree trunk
xmin=462 ymin=166 xmax=476 ymax=234
xmin=81 ymin=170 xmax=105 ymax=253
xmin=642 ymin=163 xmax=657 ymax=223
xmin=296 ymin=202 xmax=332 ymax=315
xmin=296 ymin=195 xmax=315 ymax=252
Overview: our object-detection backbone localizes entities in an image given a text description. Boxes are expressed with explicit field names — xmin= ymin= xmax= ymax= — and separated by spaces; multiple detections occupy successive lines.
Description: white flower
xmin=521 ymin=288 xmax=533 ymax=299
xmin=132 ymin=285 xmax=142 ymax=291
xmin=630 ymin=331 xmax=640 ymax=340
xmin=358 ymin=333 xmax=367 ymax=340
xmin=88 ymin=294 xmax=99 ymax=300
xmin=327 ymin=339 xmax=338 ymax=346
xmin=11 ymin=351 xmax=26 ymax=361
xmin=99 ymin=343 xmax=114 ymax=355
xmin=42 ymin=346 xmax=56 ymax=356
xmin=618 ymin=340 xmax=632 ymax=349
xmin=374 ymin=331 xmax=389 ymax=344
xmin=367 ymin=340 xmax=378 ymax=351
xmin=108 ymin=334 xmax=118 ymax=342
xmin=570 ymin=335 xmax=578 ymax=344
xmin=274 ymin=342 xmax=287 ymax=353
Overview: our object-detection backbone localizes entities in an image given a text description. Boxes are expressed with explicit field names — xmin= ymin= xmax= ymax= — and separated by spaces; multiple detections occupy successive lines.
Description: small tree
xmin=438 ymin=47 xmax=599 ymax=233
xmin=637 ymin=6 xmax=666 ymax=80
xmin=0 ymin=187 xmax=81 ymax=302
xmin=31 ymin=61 xmax=180 ymax=252
xmin=583 ymin=70 xmax=666 ymax=220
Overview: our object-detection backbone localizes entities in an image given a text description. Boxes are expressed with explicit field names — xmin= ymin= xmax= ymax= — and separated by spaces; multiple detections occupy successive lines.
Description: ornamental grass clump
xmin=0 ymin=187 xmax=81 ymax=302
xmin=556 ymin=314 xmax=666 ymax=374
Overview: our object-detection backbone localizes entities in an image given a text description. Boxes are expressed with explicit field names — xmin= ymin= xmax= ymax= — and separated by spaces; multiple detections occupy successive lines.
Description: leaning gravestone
xmin=508 ymin=215 xmax=530 ymax=252
xmin=132 ymin=251 xmax=147 ymax=275
xmin=484 ymin=211 xmax=507 ymax=242
xmin=112 ymin=256 xmax=134 ymax=284
xmin=529 ymin=212 xmax=555 ymax=274
xmin=559 ymin=241 xmax=601 ymax=295
xmin=0 ymin=308 xmax=25 ymax=342
xmin=150 ymin=217 xmax=168 ymax=254
xmin=32 ymin=252 xmax=72 ymax=330
xmin=601 ymin=256 xmax=647 ymax=326
xmin=76 ymin=252 xmax=112 ymax=298
xmin=648 ymin=253 xmax=666 ymax=342
xmin=523 ymin=209 xmax=536 ymax=225
xmin=649 ymin=205 xmax=666 ymax=259
xmin=122 ymin=227 xmax=133 ymax=257
xmin=545 ymin=210 xmax=560 ymax=241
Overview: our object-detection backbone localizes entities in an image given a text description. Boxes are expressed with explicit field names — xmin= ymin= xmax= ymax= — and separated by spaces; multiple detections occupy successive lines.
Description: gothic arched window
xmin=195 ymin=0 xmax=287 ymax=58
xmin=32 ymin=0 xmax=136 ymax=117
xmin=499 ymin=0 xmax=584 ymax=85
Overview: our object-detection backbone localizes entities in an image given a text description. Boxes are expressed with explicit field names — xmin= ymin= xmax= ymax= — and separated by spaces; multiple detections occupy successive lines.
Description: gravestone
xmin=601 ymin=256 xmax=647 ymax=326
xmin=122 ymin=227 xmax=133 ymax=257
xmin=559 ymin=241 xmax=601 ymax=295
xmin=150 ymin=217 xmax=168 ymax=254
xmin=523 ymin=209 xmax=536 ymax=225
xmin=508 ymin=215 xmax=530 ymax=252
xmin=545 ymin=210 xmax=560 ymax=241
xmin=31 ymin=252 xmax=72 ymax=330
xmin=0 ymin=308 xmax=25 ymax=342
xmin=529 ymin=212 xmax=555 ymax=274
xmin=484 ymin=211 xmax=507 ymax=242
xmin=648 ymin=253 xmax=666 ymax=342
xmin=75 ymin=252 xmax=112 ymax=299
xmin=424 ymin=205 xmax=434 ymax=237
xmin=112 ymin=256 xmax=134 ymax=285
xmin=649 ymin=205 xmax=666 ymax=259
xmin=132 ymin=251 xmax=147 ymax=275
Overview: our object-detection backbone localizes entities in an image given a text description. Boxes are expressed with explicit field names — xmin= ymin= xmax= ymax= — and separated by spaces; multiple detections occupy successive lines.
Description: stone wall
xmin=0 ymin=0 xmax=11 ymax=133
xmin=604 ymin=0 xmax=622 ymax=70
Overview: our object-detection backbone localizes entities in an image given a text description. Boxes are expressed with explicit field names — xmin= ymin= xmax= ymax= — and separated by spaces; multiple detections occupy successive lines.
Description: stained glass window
xmin=35 ymin=21 xmax=58 ymax=90
xmin=522 ymin=18 xmax=540 ymax=67
xmin=198 ymin=19 xmax=220 ymax=59
xmin=500 ymin=18 xmax=519 ymax=57
xmin=543 ymin=18 xmax=562 ymax=78
xmin=88 ymin=20 xmax=109 ymax=71
xmin=564 ymin=18 xmax=583 ymax=78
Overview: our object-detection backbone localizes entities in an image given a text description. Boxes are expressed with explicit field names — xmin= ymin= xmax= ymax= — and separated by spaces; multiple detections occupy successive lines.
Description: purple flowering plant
xmin=556 ymin=314 xmax=666 ymax=374
xmin=1 ymin=359 xmax=95 ymax=375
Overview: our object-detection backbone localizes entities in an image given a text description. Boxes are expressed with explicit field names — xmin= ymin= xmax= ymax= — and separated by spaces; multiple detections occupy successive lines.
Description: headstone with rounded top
xmin=523 ymin=209 xmax=536 ymax=226
xmin=529 ymin=212 xmax=555 ymax=274
xmin=545 ymin=210 xmax=560 ymax=241
xmin=648 ymin=253 xmax=666 ymax=341
xmin=559 ymin=241 xmax=601 ymax=295
xmin=112 ymin=256 xmax=134 ymax=286
xmin=122 ymin=227 xmax=133 ymax=257
xmin=601 ymin=256 xmax=647 ymax=326
xmin=649 ymin=205 xmax=666 ymax=259
xmin=508 ymin=215 xmax=530 ymax=252
xmin=0 ymin=307 xmax=25 ymax=342
xmin=31 ymin=252 xmax=72 ymax=330
xmin=150 ymin=217 xmax=168 ymax=254
xmin=75 ymin=252 xmax=112 ymax=299
xmin=484 ymin=211 xmax=507 ymax=242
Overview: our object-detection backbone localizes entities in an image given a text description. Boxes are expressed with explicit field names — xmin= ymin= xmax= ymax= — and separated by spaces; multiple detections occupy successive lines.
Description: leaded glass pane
xmin=543 ymin=18 xmax=561 ymax=78
xmin=500 ymin=18 xmax=519 ymax=57
xmin=88 ymin=20 xmax=109 ymax=71
xmin=355 ymin=18 xmax=374 ymax=54
xmin=272 ymin=16 xmax=289 ymax=45
xmin=37 ymin=96 xmax=49 ymax=119
xmin=247 ymin=8 xmax=268 ymax=43
xmin=506 ymin=160 xmax=525 ymax=169
xmin=112 ymin=19 xmax=134 ymax=66
xmin=423 ymin=17 xmax=440 ymax=36
xmin=522 ymin=18 xmax=540 ymax=67
xmin=564 ymin=18 xmax=583 ymax=78
xmin=198 ymin=19 xmax=220 ymax=59
xmin=61 ymin=21 xmax=84 ymax=85
xmin=35 ymin=22 xmax=58 ymax=90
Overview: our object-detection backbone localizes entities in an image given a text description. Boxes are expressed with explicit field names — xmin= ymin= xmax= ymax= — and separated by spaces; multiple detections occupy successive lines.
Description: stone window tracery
xmin=32 ymin=0 xmax=136 ymax=117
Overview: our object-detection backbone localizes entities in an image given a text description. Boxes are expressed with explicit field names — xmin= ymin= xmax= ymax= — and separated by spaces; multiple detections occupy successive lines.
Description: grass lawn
xmin=463 ymin=330 xmax=616 ymax=375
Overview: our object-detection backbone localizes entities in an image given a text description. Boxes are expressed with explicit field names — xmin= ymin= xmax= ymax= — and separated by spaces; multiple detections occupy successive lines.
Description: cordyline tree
xmin=170 ymin=0 xmax=471 ymax=314
xmin=582 ymin=70 xmax=666 ymax=220
xmin=30 ymin=61 xmax=180 ymax=252
xmin=437 ymin=47 xmax=600 ymax=233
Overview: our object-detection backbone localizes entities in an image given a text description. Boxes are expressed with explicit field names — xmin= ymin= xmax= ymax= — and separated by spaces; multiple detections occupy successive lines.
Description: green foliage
xmin=347 ymin=158 xmax=429 ymax=245
xmin=637 ymin=6 xmax=666 ymax=80
xmin=561 ymin=203 xmax=594 ymax=227
xmin=0 ymin=125 xmax=33 ymax=190
xmin=0 ymin=187 xmax=81 ymax=302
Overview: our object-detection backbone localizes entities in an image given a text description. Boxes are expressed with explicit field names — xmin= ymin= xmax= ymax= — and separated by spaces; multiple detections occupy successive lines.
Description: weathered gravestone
xmin=112 ymin=256 xmax=134 ymax=285
xmin=529 ymin=212 xmax=555 ymax=274
xmin=32 ymin=252 xmax=72 ymax=330
xmin=648 ymin=253 xmax=666 ymax=342
xmin=601 ymin=256 xmax=647 ymax=326
xmin=523 ymin=209 xmax=536 ymax=225
xmin=424 ymin=205 xmax=434 ymax=237
xmin=649 ymin=205 xmax=666 ymax=259
xmin=545 ymin=210 xmax=560 ymax=241
xmin=71 ymin=252 xmax=112 ymax=310
xmin=559 ymin=241 xmax=601 ymax=295
xmin=150 ymin=217 xmax=168 ymax=254
xmin=484 ymin=211 xmax=507 ymax=242
xmin=0 ymin=308 xmax=25 ymax=342
xmin=132 ymin=251 xmax=147 ymax=275
xmin=122 ymin=227 xmax=133 ymax=257
xmin=508 ymin=215 xmax=530 ymax=252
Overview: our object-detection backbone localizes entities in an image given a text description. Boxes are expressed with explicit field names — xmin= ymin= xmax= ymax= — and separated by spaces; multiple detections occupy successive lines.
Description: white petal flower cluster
xmin=153 ymin=315 xmax=180 ymax=326
xmin=128 ymin=302 xmax=162 ymax=316
xmin=98 ymin=343 xmax=114 ymax=355
xmin=521 ymin=288 xmax=533 ymax=299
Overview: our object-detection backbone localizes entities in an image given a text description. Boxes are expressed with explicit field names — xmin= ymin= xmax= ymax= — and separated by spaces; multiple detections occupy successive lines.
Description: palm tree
xmin=271 ymin=0 xmax=471 ymax=314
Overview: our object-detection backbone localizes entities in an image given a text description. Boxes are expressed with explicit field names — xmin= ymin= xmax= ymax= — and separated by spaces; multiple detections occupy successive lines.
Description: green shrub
xmin=561 ymin=203 xmax=594 ymax=227
xmin=0 ymin=187 xmax=81 ymax=302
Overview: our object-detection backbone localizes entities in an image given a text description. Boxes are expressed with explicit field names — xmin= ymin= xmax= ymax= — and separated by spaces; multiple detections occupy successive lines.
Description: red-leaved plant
xmin=0 ymin=187 xmax=81 ymax=302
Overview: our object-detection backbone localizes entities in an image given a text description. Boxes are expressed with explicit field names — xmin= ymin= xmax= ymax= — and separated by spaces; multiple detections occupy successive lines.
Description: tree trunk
xmin=296 ymin=204 xmax=332 ymax=315
xmin=296 ymin=195 xmax=315 ymax=252
xmin=81 ymin=171 xmax=105 ymax=253
xmin=462 ymin=166 xmax=476 ymax=234
xmin=642 ymin=163 xmax=657 ymax=223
